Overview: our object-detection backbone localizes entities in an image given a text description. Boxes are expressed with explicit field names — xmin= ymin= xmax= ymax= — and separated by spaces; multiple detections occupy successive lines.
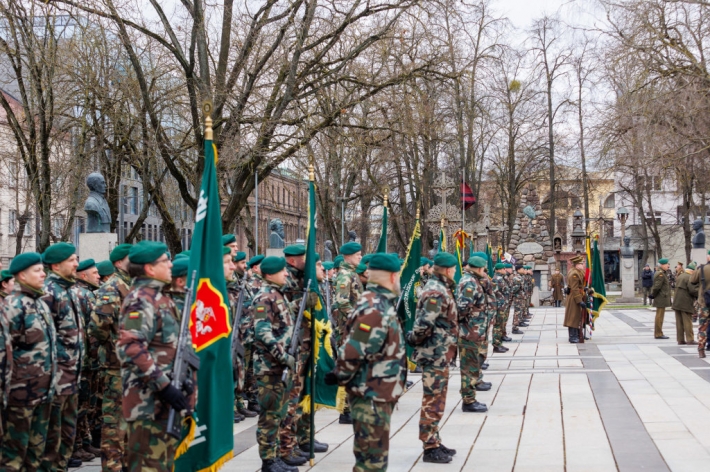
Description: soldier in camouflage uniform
xmin=492 ymin=263 xmax=511 ymax=353
xmin=455 ymin=256 xmax=490 ymax=413
xmin=97 ymin=260 xmax=115 ymax=284
xmin=246 ymin=254 xmax=265 ymax=411
xmin=252 ymin=256 xmax=297 ymax=472
xmin=406 ymin=252 xmax=459 ymax=464
xmin=71 ymin=259 xmax=101 ymax=462
xmin=331 ymin=242 xmax=363 ymax=425
xmin=39 ymin=242 xmax=84 ymax=471
xmin=522 ymin=267 xmax=533 ymax=322
xmin=233 ymin=251 xmax=259 ymax=419
xmin=224 ymin=250 xmax=250 ymax=423
xmin=90 ymin=243 xmax=132 ymax=471
xmin=0 ymin=253 xmax=57 ymax=472
xmin=510 ymin=265 xmax=526 ymax=335
xmin=117 ymin=241 xmax=197 ymax=472
xmin=0 ymin=269 xmax=13 ymax=443
xmin=326 ymin=253 xmax=405 ymax=472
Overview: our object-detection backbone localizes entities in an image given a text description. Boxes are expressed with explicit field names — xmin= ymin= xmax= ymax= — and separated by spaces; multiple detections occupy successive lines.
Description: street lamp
xmin=571 ymin=208 xmax=585 ymax=253
xmin=617 ymin=206 xmax=629 ymax=244
xmin=472 ymin=231 xmax=478 ymax=253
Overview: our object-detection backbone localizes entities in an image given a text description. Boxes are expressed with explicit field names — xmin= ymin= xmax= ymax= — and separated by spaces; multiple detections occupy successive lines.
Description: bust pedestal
xmin=691 ymin=247 xmax=706 ymax=266
xmin=617 ymin=258 xmax=640 ymax=303
xmin=78 ymin=233 xmax=118 ymax=262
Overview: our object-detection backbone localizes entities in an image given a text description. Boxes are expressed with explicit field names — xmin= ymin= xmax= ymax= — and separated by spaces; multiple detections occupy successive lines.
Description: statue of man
xmin=269 ymin=219 xmax=285 ymax=248
xmin=620 ymin=235 xmax=634 ymax=258
xmin=84 ymin=172 xmax=111 ymax=233
xmin=693 ymin=218 xmax=705 ymax=249
xmin=348 ymin=230 xmax=357 ymax=242
xmin=324 ymin=240 xmax=333 ymax=261
xmin=428 ymin=240 xmax=439 ymax=259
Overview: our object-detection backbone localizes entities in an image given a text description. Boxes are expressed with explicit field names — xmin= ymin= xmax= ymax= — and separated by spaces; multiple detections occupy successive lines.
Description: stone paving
xmin=75 ymin=306 xmax=710 ymax=471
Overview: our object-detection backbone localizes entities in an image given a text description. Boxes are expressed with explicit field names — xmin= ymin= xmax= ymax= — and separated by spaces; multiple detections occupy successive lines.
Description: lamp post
xmin=617 ymin=206 xmax=629 ymax=244
xmin=571 ymin=208 xmax=586 ymax=253
xmin=472 ymin=231 xmax=478 ymax=254
xmin=616 ymin=206 xmax=636 ymax=302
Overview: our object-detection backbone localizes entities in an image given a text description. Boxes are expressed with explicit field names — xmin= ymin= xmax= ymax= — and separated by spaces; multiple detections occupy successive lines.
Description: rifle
xmin=231 ymin=278 xmax=248 ymax=360
xmin=322 ymin=274 xmax=334 ymax=327
xmin=167 ymin=270 xmax=200 ymax=439
xmin=281 ymin=280 xmax=312 ymax=383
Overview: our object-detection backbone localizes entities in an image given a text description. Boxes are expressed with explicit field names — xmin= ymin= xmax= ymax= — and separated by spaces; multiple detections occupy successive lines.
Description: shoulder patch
xmin=254 ymin=304 xmax=268 ymax=319
xmin=352 ymin=323 xmax=372 ymax=342
xmin=425 ymin=297 xmax=442 ymax=313
xmin=465 ymin=287 xmax=474 ymax=296
xmin=124 ymin=311 xmax=142 ymax=330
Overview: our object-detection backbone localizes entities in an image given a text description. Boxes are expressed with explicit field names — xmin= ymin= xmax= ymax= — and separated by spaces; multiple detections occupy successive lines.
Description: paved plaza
xmin=76 ymin=306 xmax=710 ymax=471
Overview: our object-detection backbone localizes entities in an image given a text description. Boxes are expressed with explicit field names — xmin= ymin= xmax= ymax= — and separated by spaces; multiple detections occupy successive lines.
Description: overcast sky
xmin=500 ymin=0 xmax=598 ymax=30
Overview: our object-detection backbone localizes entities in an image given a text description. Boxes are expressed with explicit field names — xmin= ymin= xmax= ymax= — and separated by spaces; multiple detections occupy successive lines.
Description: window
xmin=7 ymin=161 xmax=18 ymax=187
xmin=8 ymin=210 xmax=16 ymax=234
xmin=646 ymin=211 xmax=662 ymax=225
xmin=130 ymin=187 xmax=138 ymax=215
xmin=604 ymin=194 xmax=615 ymax=209
xmin=604 ymin=220 xmax=614 ymax=238
xmin=52 ymin=217 xmax=65 ymax=238
xmin=638 ymin=175 xmax=662 ymax=192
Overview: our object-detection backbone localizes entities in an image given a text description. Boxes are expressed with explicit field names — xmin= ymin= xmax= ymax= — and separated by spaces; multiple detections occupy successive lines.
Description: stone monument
xmin=79 ymin=172 xmax=117 ymax=261
xmin=269 ymin=219 xmax=285 ymax=249
xmin=324 ymin=240 xmax=333 ymax=262
xmin=428 ymin=240 xmax=439 ymax=259
xmin=509 ymin=184 xmax=553 ymax=305
xmin=618 ymin=236 xmax=639 ymax=303
xmin=348 ymin=230 xmax=357 ymax=242
xmin=692 ymin=218 xmax=707 ymax=264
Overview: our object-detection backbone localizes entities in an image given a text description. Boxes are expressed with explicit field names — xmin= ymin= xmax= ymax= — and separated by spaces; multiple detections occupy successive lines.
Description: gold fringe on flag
xmin=194 ymin=450 xmax=234 ymax=472
xmin=174 ymin=415 xmax=196 ymax=460
xmin=298 ymin=309 xmax=338 ymax=414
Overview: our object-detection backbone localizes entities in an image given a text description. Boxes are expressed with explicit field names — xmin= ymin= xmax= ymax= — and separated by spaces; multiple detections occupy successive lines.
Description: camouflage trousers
xmin=74 ymin=369 xmax=98 ymax=451
xmin=351 ymin=396 xmax=394 ymax=472
xmin=459 ymin=342 xmax=480 ymax=404
xmin=101 ymin=369 xmax=126 ymax=471
xmin=279 ymin=348 xmax=312 ymax=455
xmin=257 ymin=374 xmax=290 ymax=460
xmin=479 ymin=311 xmax=495 ymax=361
xmin=40 ymin=392 xmax=78 ymax=471
xmin=512 ymin=298 xmax=525 ymax=327
xmin=698 ymin=307 xmax=709 ymax=355
xmin=419 ymin=364 xmax=449 ymax=450
xmin=0 ymin=402 xmax=51 ymax=471
xmin=125 ymin=417 xmax=178 ymax=472
xmin=493 ymin=306 xmax=510 ymax=346
xmin=236 ymin=344 xmax=257 ymax=410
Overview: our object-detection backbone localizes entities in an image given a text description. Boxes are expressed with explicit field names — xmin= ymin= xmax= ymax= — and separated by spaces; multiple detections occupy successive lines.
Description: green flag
xmin=439 ymin=225 xmax=446 ymax=253
xmin=590 ymin=238 xmax=608 ymax=321
xmin=376 ymin=201 xmax=388 ymax=253
xmin=397 ymin=216 xmax=421 ymax=365
xmin=486 ymin=243 xmax=494 ymax=275
xmin=175 ymin=121 xmax=234 ymax=471
xmin=301 ymin=171 xmax=338 ymax=413
xmin=454 ymin=238 xmax=463 ymax=283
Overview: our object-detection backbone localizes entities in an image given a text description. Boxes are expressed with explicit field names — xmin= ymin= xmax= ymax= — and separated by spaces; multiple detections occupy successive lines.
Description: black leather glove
xmin=159 ymin=384 xmax=188 ymax=412
xmin=183 ymin=378 xmax=195 ymax=397
xmin=324 ymin=371 xmax=339 ymax=386
xmin=405 ymin=331 xmax=417 ymax=346
xmin=579 ymin=302 xmax=586 ymax=309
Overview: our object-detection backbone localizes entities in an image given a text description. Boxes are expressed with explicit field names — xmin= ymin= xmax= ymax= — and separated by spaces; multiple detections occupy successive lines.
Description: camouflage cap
xmin=468 ymin=256 xmax=486 ymax=268
xmin=96 ymin=260 xmax=115 ymax=277
xmin=368 ymin=253 xmax=401 ymax=273
xmin=171 ymin=257 xmax=189 ymax=278
xmin=261 ymin=256 xmax=286 ymax=275
xmin=356 ymin=263 xmax=368 ymax=275
xmin=339 ymin=242 xmax=362 ymax=255
xmin=128 ymin=241 xmax=169 ymax=264
xmin=248 ymin=254 xmax=265 ymax=268
xmin=9 ymin=252 xmax=42 ymax=275
xmin=42 ymin=242 xmax=76 ymax=265
xmin=77 ymin=259 xmax=96 ymax=272
xmin=433 ymin=252 xmax=457 ymax=268
xmin=0 ymin=269 xmax=12 ymax=282
xmin=222 ymin=233 xmax=237 ymax=245
xmin=110 ymin=243 xmax=133 ymax=263
xmin=284 ymin=244 xmax=306 ymax=256
xmin=233 ymin=251 xmax=247 ymax=262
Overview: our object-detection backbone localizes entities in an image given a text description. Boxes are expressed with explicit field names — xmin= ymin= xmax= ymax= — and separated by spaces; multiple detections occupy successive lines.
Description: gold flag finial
xmin=441 ymin=217 xmax=445 ymax=228
xmin=203 ymin=101 xmax=213 ymax=141
xmin=416 ymin=206 xmax=420 ymax=220
xmin=308 ymin=163 xmax=315 ymax=182
xmin=383 ymin=189 xmax=388 ymax=208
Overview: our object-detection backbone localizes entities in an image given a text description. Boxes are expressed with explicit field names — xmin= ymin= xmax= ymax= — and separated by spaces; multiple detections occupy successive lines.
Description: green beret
xmin=110 ymin=243 xmax=133 ymax=263
xmin=433 ymin=252 xmax=457 ymax=268
xmin=420 ymin=257 xmax=432 ymax=267
xmin=9 ymin=252 xmax=42 ymax=275
xmin=178 ymin=250 xmax=191 ymax=258
xmin=314 ymin=253 xmax=320 ymax=262
xmin=261 ymin=256 xmax=286 ymax=275
xmin=322 ymin=261 xmax=334 ymax=271
xmin=494 ymin=263 xmax=505 ymax=270
xmin=504 ymin=263 xmax=513 ymax=269
xmin=688 ymin=262 xmax=697 ymax=270
xmin=233 ymin=251 xmax=247 ymax=262
xmin=471 ymin=251 xmax=488 ymax=261
xmin=0 ymin=270 xmax=12 ymax=283
xmin=356 ymin=263 xmax=368 ymax=275
xmin=171 ymin=257 xmax=189 ymax=278
xmin=77 ymin=259 xmax=96 ymax=272
xmin=369 ymin=253 xmax=401 ymax=273
xmin=42 ymin=242 xmax=76 ymax=265
xmin=129 ymin=241 xmax=169 ymax=264
xmin=173 ymin=254 xmax=188 ymax=261
xmin=516 ymin=264 xmax=524 ymax=270
xmin=96 ymin=260 xmax=115 ymax=277
xmin=468 ymin=256 xmax=486 ymax=268
xmin=284 ymin=244 xmax=306 ymax=256
xmin=334 ymin=255 xmax=344 ymax=269
xmin=361 ymin=254 xmax=373 ymax=265
xmin=339 ymin=242 xmax=362 ymax=255
xmin=221 ymin=247 xmax=231 ymax=256
xmin=222 ymin=234 xmax=236 ymax=245
xmin=658 ymin=258 xmax=669 ymax=264
xmin=248 ymin=255 xmax=265 ymax=268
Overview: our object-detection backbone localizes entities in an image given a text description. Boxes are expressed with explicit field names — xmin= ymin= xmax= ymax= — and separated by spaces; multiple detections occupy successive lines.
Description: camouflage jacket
xmin=410 ymin=273 xmax=458 ymax=367
xmin=228 ymin=271 xmax=255 ymax=346
xmin=0 ymin=291 xmax=12 ymax=407
xmin=335 ymin=283 xmax=405 ymax=403
xmin=283 ymin=264 xmax=305 ymax=309
xmin=72 ymin=280 xmax=98 ymax=371
xmin=117 ymin=276 xmax=196 ymax=421
xmin=480 ymin=274 xmax=498 ymax=322
xmin=3 ymin=283 xmax=57 ymax=406
xmin=332 ymin=261 xmax=363 ymax=322
xmin=43 ymin=272 xmax=84 ymax=395
xmin=524 ymin=274 xmax=534 ymax=297
xmin=247 ymin=272 xmax=264 ymax=298
xmin=456 ymin=271 xmax=489 ymax=343
xmin=492 ymin=272 xmax=510 ymax=309
xmin=510 ymin=274 xmax=524 ymax=300
xmin=91 ymin=268 xmax=131 ymax=369
xmin=163 ymin=290 xmax=186 ymax=318
xmin=252 ymin=281 xmax=294 ymax=376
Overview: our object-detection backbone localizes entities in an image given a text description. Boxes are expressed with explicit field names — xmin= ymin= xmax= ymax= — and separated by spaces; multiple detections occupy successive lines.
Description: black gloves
xmin=405 ymin=331 xmax=417 ymax=346
xmin=324 ymin=371 xmax=339 ymax=386
xmin=579 ymin=302 xmax=586 ymax=309
xmin=159 ymin=384 xmax=188 ymax=412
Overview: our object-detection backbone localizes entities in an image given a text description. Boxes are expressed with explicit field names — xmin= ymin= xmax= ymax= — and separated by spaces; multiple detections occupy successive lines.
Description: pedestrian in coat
xmin=651 ymin=258 xmax=671 ymax=339
xmin=690 ymin=252 xmax=710 ymax=358
xmin=641 ymin=264 xmax=654 ymax=305
xmin=549 ymin=269 xmax=564 ymax=307
xmin=563 ymin=256 xmax=586 ymax=343
xmin=672 ymin=263 xmax=697 ymax=345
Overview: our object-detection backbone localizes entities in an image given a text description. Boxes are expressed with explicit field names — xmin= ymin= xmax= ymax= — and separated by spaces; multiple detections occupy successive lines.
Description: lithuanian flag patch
xmin=359 ymin=323 xmax=371 ymax=332
xmin=128 ymin=312 xmax=140 ymax=319
xmin=256 ymin=306 xmax=265 ymax=313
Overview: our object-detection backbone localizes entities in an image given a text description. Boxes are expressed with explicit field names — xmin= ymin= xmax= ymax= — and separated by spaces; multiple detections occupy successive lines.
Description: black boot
xmin=423 ymin=446 xmax=453 ymax=463
xmin=439 ymin=444 xmax=457 ymax=456
xmin=462 ymin=401 xmax=488 ymax=412
xmin=569 ymin=328 xmax=579 ymax=344
xmin=339 ymin=412 xmax=353 ymax=424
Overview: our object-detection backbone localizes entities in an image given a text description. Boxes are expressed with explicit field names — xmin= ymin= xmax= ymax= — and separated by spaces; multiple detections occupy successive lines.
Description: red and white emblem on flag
xmin=189 ymin=279 xmax=231 ymax=351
